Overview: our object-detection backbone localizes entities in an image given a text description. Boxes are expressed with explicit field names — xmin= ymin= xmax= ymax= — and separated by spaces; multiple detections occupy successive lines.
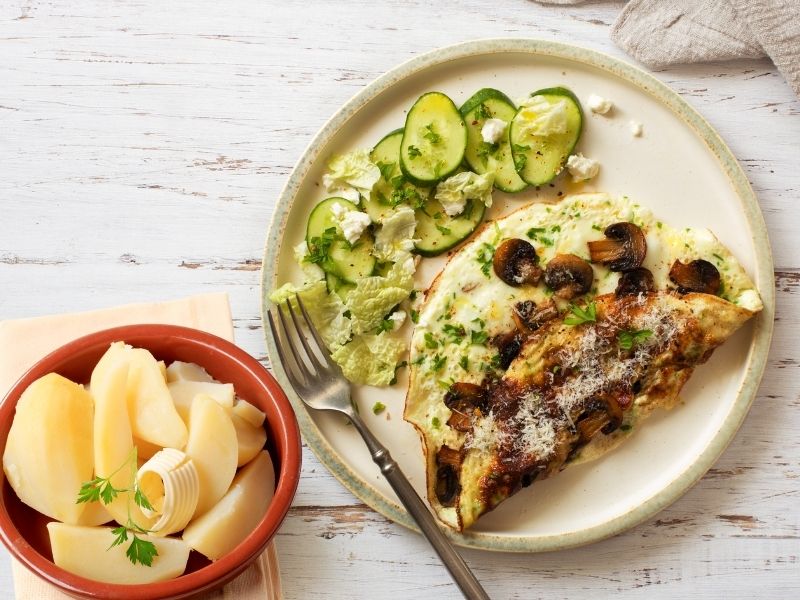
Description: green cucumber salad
xmin=271 ymin=86 xmax=588 ymax=387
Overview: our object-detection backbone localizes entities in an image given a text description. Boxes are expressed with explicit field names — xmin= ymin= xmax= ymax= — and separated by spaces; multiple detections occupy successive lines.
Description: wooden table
xmin=2 ymin=1 xmax=798 ymax=597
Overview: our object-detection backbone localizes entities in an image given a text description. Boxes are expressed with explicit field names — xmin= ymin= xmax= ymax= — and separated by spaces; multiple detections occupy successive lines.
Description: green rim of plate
xmin=260 ymin=39 xmax=775 ymax=552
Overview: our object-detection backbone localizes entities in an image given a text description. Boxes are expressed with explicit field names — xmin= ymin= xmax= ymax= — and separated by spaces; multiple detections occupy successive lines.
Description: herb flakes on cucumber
xmin=400 ymin=92 xmax=467 ymax=186
xmin=509 ymin=87 xmax=583 ymax=186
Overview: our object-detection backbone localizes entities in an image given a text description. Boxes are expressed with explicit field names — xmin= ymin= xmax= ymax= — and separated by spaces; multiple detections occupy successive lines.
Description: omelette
xmin=404 ymin=193 xmax=762 ymax=530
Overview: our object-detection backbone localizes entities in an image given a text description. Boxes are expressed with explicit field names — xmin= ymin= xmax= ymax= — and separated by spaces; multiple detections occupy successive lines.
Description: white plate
xmin=261 ymin=39 xmax=774 ymax=552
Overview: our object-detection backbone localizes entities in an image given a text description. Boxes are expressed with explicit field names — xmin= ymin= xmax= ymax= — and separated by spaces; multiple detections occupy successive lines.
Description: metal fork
xmin=267 ymin=296 xmax=490 ymax=600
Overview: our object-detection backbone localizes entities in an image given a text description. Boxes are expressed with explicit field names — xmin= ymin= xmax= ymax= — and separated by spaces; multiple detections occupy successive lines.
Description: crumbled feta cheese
xmin=630 ymin=121 xmax=643 ymax=137
xmin=387 ymin=310 xmax=407 ymax=331
xmin=514 ymin=95 xmax=568 ymax=138
xmin=331 ymin=203 xmax=371 ymax=244
xmin=587 ymin=94 xmax=613 ymax=115
xmin=480 ymin=118 xmax=507 ymax=144
xmin=330 ymin=202 xmax=347 ymax=220
xmin=566 ymin=153 xmax=600 ymax=182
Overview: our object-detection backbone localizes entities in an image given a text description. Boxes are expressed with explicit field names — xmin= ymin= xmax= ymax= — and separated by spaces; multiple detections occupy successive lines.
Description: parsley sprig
xmin=617 ymin=329 xmax=653 ymax=350
xmin=77 ymin=448 xmax=158 ymax=567
xmin=564 ymin=302 xmax=597 ymax=326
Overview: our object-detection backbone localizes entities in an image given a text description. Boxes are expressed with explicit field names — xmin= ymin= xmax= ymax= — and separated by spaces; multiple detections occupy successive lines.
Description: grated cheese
xmin=511 ymin=392 xmax=557 ymax=458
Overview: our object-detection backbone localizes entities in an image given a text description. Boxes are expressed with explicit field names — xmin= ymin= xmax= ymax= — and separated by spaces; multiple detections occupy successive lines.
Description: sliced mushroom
xmin=491 ymin=331 xmax=522 ymax=369
xmin=669 ymin=259 xmax=721 ymax=295
xmin=587 ymin=222 xmax=647 ymax=271
xmin=544 ymin=254 xmax=594 ymax=299
xmin=435 ymin=445 xmax=463 ymax=506
xmin=512 ymin=300 xmax=559 ymax=331
xmin=600 ymin=395 xmax=624 ymax=434
xmin=615 ymin=267 xmax=655 ymax=296
xmin=444 ymin=383 xmax=487 ymax=431
xmin=493 ymin=239 xmax=543 ymax=286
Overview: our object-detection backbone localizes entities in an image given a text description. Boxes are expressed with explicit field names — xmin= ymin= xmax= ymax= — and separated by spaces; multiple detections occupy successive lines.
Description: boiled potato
xmin=168 ymin=381 xmax=234 ymax=422
xmin=2 ymin=373 xmax=97 ymax=524
xmin=229 ymin=411 xmax=267 ymax=467
xmin=127 ymin=348 xmax=187 ymax=449
xmin=74 ymin=500 xmax=113 ymax=527
xmin=231 ymin=398 xmax=266 ymax=428
xmin=91 ymin=342 xmax=156 ymax=530
xmin=182 ymin=451 xmax=275 ymax=560
xmin=184 ymin=394 xmax=237 ymax=517
xmin=166 ymin=360 xmax=216 ymax=383
xmin=48 ymin=522 xmax=190 ymax=584
xmin=133 ymin=436 xmax=163 ymax=461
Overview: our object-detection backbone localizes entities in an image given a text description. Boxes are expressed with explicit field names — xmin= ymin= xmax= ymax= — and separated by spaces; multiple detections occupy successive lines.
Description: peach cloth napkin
xmin=0 ymin=293 xmax=282 ymax=600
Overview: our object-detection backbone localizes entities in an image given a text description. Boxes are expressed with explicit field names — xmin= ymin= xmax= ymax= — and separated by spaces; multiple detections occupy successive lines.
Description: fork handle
xmin=350 ymin=415 xmax=491 ymax=600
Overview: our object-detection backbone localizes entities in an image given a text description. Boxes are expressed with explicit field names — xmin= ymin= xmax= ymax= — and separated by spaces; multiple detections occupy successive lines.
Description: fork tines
xmin=267 ymin=296 xmax=336 ymax=390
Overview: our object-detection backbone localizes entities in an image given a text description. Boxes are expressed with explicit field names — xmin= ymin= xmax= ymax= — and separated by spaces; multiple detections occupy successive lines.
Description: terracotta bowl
xmin=0 ymin=324 xmax=301 ymax=599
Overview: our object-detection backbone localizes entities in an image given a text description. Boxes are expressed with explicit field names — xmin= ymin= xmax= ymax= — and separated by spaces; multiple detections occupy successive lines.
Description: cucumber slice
xmin=509 ymin=87 xmax=583 ymax=187
xmin=414 ymin=198 xmax=485 ymax=257
xmin=366 ymin=129 xmax=430 ymax=222
xmin=306 ymin=197 xmax=376 ymax=284
xmin=400 ymin=92 xmax=467 ymax=186
xmin=325 ymin=272 xmax=355 ymax=301
xmin=460 ymin=89 xmax=527 ymax=193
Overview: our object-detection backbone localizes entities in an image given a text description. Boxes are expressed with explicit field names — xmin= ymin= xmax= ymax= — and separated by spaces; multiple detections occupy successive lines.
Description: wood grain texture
xmin=1 ymin=0 xmax=798 ymax=598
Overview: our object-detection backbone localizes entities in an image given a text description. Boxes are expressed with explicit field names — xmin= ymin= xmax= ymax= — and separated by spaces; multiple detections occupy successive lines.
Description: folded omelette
xmin=405 ymin=193 xmax=762 ymax=530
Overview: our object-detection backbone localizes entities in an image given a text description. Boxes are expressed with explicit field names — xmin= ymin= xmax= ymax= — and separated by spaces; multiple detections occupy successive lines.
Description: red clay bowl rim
xmin=0 ymin=324 xmax=301 ymax=599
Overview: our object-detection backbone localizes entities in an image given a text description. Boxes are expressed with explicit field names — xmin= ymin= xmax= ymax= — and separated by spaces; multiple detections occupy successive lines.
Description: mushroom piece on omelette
xmin=404 ymin=192 xmax=762 ymax=531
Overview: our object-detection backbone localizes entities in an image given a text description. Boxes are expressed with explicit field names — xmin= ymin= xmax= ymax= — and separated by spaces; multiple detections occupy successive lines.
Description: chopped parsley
xmin=376 ymin=318 xmax=394 ymax=334
xmin=372 ymin=401 xmax=386 ymax=415
xmin=442 ymin=323 xmax=466 ymax=342
xmin=476 ymin=141 xmax=499 ymax=165
xmin=470 ymin=329 xmax=489 ymax=345
xmin=376 ymin=160 xmax=395 ymax=181
xmin=431 ymin=416 xmax=441 ymax=429
xmin=512 ymin=144 xmax=530 ymax=171
xmin=430 ymin=354 xmax=447 ymax=372
xmin=306 ymin=226 xmax=338 ymax=266
xmin=564 ymin=301 xmax=597 ymax=326
xmin=435 ymin=223 xmax=452 ymax=236
xmin=407 ymin=145 xmax=422 ymax=158
xmin=476 ymin=242 xmax=496 ymax=278
xmin=459 ymin=356 xmax=469 ymax=371
xmin=618 ymin=329 xmax=653 ymax=350
xmin=526 ymin=226 xmax=554 ymax=247
xmin=424 ymin=332 xmax=438 ymax=349
xmin=390 ymin=184 xmax=425 ymax=209
xmin=423 ymin=123 xmax=442 ymax=144
xmin=474 ymin=103 xmax=492 ymax=120
xmin=410 ymin=309 xmax=419 ymax=324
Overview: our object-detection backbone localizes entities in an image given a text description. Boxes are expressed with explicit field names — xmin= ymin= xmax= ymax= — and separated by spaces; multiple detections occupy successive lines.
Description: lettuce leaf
xmin=322 ymin=149 xmax=381 ymax=202
xmin=330 ymin=333 xmax=406 ymax=386
xmin=345 ymin=260 xmax=414 ymax=335
xmin=269 ymin=280 xmax=352 ymax=348
xmin=373 ymin=206 xmax=418 ymax=264
xmin=514 ymin=95 xmax=568 ymax=138
xmin=434 ymin=171 xmax=495 ymax=216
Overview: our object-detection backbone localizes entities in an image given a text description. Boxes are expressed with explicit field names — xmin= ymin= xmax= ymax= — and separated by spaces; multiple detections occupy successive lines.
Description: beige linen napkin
xmin=533 ymin=0 xmax=800 ymax=97
xmin=0 ymin=293 xmax=282 ymax=600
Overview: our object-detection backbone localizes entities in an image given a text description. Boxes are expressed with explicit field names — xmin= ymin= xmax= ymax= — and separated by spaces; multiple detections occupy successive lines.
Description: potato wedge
xmin=182 ymin=451 xmax=275 ymax=560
